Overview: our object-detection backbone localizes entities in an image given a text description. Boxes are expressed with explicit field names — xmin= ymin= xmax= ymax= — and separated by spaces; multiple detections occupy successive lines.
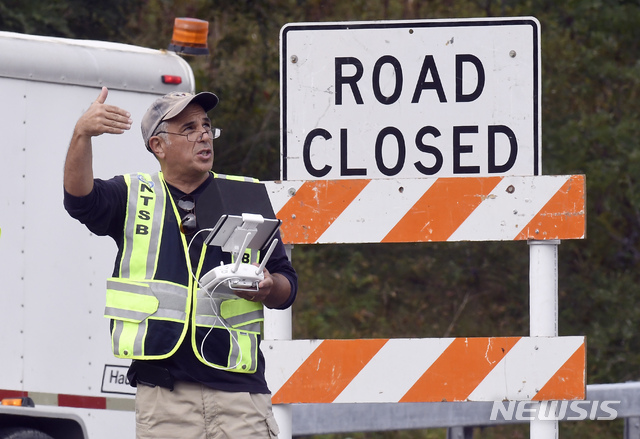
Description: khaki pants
xmin=135 ymin=381 xmax=280 ymax=439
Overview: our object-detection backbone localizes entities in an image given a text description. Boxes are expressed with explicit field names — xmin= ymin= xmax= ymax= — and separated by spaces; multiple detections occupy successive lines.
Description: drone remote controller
xmin=199 ymin=213 xmax=279 ymax=300
xmin=200 ymin=263 xmax=264 ymax=299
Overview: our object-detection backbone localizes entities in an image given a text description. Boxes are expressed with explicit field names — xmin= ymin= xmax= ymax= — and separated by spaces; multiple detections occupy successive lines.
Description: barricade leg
xmin=264 ymin=244 xmax=294 ymax=439
xmin=447 ymin=426 xmax=474 ymax=438
xmin=264 ymin=305 xmax=292 ymax=439
xmin=529 ymin=240 xmax=560 ymax=439
xmin=625 ymin=417 xmax=640 ymax=439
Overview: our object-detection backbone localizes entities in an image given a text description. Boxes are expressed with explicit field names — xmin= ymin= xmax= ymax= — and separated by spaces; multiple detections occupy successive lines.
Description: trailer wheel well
xmin=0 ymin=413 xmax=85 ymax=439
xmin=0 ymin=427 xmax=54 ymax=439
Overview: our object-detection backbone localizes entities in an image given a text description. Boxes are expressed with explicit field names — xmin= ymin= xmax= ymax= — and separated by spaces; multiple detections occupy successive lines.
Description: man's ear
xmin=148 ymin=136 xmax=165 ymax=159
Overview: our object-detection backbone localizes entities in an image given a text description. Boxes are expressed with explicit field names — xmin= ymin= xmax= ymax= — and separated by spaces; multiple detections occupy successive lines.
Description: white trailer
xmin=0 ymin=31 xmax=195 ymax=439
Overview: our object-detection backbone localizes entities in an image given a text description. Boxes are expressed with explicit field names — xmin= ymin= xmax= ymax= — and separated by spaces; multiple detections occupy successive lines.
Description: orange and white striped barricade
xmin=263 ymin=175 xmax=586 ymax=439
xmin=264 ymin=175 xmax=585 ymax=245
xmin=263 ymin=336 xmax=586 ymax=404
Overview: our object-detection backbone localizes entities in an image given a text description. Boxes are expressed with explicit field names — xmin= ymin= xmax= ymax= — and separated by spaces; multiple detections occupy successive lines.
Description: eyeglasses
xmin=156 ymin=127 xmax=221 ymax=143
xmin=177 ymin=195 xmax=197 ymax=234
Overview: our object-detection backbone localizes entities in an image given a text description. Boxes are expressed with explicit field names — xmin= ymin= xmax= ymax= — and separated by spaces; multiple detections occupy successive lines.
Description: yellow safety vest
xmin=104 ymin=171 xmax=263 ymax=373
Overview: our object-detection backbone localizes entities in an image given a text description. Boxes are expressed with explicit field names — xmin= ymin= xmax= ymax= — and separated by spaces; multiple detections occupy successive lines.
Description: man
xmin=64 ymin=87 xmax=297 ymax=438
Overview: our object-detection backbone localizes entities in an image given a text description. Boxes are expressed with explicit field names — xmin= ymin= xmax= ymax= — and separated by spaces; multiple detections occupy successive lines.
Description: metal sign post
xmin=529 ymin=240 xmax=561 ymax=439
xmin=263 ymin=245 xmax=294 ymax=439
xmin=264 ymin=305 xmax=293 ymax=439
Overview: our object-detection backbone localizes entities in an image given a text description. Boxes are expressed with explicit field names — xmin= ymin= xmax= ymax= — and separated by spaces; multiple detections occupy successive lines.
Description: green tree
xmin=0 ymin=0 xmax=144 ymax=41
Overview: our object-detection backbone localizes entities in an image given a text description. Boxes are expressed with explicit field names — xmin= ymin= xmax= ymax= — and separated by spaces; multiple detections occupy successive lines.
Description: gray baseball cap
xmin=141 ymin=91 xmax=219 ymax=150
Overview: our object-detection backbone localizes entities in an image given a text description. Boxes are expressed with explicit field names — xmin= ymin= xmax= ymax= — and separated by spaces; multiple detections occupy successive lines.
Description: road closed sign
xmin=280 ymin=18 xmax=541 ymax=180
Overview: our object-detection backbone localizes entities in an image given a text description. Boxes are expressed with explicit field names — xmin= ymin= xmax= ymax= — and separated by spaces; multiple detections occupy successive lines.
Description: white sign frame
xmin=280 ymin=17 xmax=541 ymax=181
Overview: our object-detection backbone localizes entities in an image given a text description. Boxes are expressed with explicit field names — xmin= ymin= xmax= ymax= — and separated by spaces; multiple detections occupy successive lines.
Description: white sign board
xmin=280 ymin=18 xmax=541 ymax=180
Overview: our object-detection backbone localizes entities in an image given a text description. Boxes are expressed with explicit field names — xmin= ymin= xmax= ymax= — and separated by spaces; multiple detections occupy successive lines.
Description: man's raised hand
xmin=64 ymin=87 xmax=133 ymax=197
xmin=74 ymin=87 xmax=132 ymax=138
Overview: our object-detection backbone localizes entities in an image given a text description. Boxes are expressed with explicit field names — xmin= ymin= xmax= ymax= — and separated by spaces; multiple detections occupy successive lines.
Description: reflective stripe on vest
xmin=106 ymin=278 xmax=189 ymax=358
xmin=121 ymin=173 xmax=165 ymax=279
xmin=193 ymin=280 xmax=264 ymax=371
xmin=105 ymin=279 xmax=188 ymax=322
xmin=212 ymin=173 xmax=259 ymax=183
xmin=111 ymin=319 xmax=142 ymax=358
xmin=229 ymin=331 xmax=259 ymax=373
xmin=195 ymin=291 xmax=263 ymax=333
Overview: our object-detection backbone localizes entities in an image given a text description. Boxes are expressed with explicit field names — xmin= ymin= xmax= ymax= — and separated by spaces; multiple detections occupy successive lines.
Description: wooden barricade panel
xmin=263 ymin=337 xmax=586 ymax=404
xmin=265 ymin=175 xmax=585 ymax=244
